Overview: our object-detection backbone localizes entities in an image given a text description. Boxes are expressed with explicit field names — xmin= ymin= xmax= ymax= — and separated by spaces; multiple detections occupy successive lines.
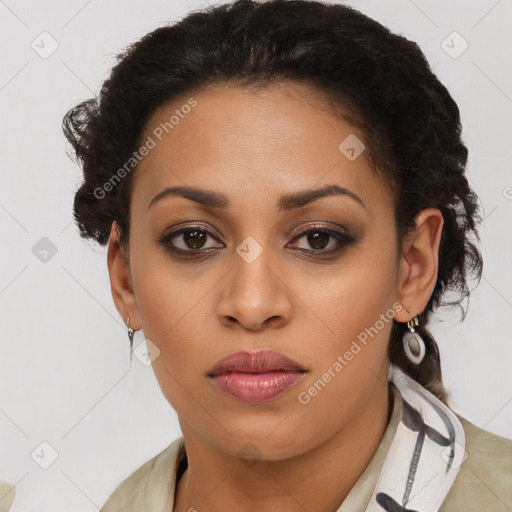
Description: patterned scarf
xmin=366 ymin=365 xmax=466 ymax=512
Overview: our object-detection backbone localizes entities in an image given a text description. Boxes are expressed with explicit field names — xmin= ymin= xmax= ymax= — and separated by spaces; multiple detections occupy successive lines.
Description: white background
xmin=1 ymin=0 xmax=511 ymax=510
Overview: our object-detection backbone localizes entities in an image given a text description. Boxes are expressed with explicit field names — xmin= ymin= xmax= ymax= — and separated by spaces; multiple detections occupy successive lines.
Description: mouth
xmin=207 ymin=350 xmax=307 ymax=403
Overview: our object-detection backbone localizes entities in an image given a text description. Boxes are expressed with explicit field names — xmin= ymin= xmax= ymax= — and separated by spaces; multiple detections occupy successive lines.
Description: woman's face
xmin=109 ymin=82 xmax=429 ymax=460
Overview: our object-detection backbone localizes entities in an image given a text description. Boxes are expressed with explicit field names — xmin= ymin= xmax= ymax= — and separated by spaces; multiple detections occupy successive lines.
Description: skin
xmin=107 ymin=82 xmax=443 ymax=512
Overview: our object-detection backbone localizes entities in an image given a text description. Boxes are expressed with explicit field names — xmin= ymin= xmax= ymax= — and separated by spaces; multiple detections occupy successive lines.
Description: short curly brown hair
xmin=62 ymin=0 xmax=483 ymax=404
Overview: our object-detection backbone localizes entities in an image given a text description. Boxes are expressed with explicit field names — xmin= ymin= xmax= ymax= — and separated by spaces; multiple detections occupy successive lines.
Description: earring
xmin=402 ymin=315 xmax=426 ymax=364
xmin=127 ymin=316 xmax=135 ymax=368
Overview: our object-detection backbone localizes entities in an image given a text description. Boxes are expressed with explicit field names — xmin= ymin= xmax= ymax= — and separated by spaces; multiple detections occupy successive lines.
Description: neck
xmin=173 ymin=379 xmax=392 ymax=512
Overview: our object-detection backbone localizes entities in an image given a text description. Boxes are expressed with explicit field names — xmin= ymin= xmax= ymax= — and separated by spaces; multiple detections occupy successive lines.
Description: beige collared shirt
xmin=100 ymin=385 xmax=512 ymax=511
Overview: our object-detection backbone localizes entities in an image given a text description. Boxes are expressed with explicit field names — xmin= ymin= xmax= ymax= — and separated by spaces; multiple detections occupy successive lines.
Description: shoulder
xmin=441 ymin=414 xmax=512 ymax=510
xmin=0 ymin=481 xmax=15 ymax=512
xmin=100 ymin=437 xmax=185 ymax=512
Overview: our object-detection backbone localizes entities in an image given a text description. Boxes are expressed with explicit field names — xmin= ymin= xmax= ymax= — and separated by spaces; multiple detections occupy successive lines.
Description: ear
xmin=394 ymin=208 xmax=444 ymax=323
xmin=107 ymin=222 xmax=142 ymax=330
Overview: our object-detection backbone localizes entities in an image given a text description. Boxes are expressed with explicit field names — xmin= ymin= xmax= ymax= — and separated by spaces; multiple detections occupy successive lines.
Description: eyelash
xmin=158 ymin=223 xmax=356 ymax=258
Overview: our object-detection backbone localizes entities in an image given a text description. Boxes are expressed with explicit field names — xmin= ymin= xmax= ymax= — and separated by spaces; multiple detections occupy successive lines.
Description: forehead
xmin=131 ymin=82 xmax=393 ymax=217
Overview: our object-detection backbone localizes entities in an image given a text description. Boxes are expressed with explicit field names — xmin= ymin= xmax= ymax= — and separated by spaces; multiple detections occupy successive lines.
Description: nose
xmin=216 ymin=246 xmax=293 ymax=331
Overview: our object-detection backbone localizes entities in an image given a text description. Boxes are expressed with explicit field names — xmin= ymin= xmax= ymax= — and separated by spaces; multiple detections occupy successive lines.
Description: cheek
xmin=135 ymin=278 xmax=212 ymax=418
xmin=129 ymin=250 xmax=218 ymax=402
xmin=287 ymin=262 xmax=398 ymax=447
xmin=301 ymin=237 xmax=398 ymax=348
xmin=134 ymin=273 xmax=208 ymax=368
xmin=291 ymin=236 xmax=398 ymax=404
xmin=130 ymin=240 xmax=211 ymax=342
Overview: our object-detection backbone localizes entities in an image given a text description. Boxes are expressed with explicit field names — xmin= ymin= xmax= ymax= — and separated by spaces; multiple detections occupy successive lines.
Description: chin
xmin=212 ymin=422 xmax=319 ymax=462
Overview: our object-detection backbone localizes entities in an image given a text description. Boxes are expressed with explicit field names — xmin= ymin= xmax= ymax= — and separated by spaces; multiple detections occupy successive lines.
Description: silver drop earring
xmin=403 ymin=315 xmax=426 ymax=364
xmin=127 ymin=316 xmax=135 ymax=368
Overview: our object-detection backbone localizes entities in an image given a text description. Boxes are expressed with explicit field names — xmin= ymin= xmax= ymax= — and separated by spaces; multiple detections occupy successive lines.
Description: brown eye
xmin=158 ymin=226 xmax=224 ymax=254
xmin=306 ymin=231 xmax=330 ymax=250
xmin=288 ymin=227 xmax=355 ymax=254
xmin=182 ymin=229 xmax=208 ymax=249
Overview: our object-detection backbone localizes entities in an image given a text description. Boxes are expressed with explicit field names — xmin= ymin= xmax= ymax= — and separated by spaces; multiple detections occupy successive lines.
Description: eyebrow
xmin=148 ymin=184 xmax=366 ymax=211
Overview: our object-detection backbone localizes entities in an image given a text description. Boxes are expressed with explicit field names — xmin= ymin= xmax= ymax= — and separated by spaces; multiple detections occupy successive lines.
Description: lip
xmin=208 ymin=350 xmax=307 ymax=403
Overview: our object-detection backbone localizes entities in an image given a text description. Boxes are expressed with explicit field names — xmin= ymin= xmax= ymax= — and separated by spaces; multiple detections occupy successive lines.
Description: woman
xmin=62 ymin=0 xmax=512 ymax=510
